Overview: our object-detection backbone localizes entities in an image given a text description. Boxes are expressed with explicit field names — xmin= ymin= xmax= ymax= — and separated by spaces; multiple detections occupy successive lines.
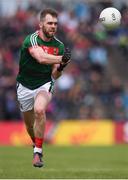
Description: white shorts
xmin=16 ymin=81 xmax=54 ymax=112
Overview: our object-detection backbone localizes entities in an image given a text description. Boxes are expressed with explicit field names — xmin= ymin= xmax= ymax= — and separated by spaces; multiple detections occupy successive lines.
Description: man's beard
xmin=42 ymin=27 xmax=55 ymax=38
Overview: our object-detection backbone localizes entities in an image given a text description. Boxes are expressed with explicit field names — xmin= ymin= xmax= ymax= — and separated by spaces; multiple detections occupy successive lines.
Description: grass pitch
xmin=0 ymin=145 xmax=128 ymax=179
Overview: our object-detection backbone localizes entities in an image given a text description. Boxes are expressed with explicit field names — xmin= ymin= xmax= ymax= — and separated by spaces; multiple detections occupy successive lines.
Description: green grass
xmin=0 ymin=145 xmax=128 ymax=179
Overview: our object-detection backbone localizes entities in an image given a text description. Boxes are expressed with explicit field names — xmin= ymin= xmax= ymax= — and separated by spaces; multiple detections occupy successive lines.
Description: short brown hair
xmin=40 ymin=8 xmax=58 ymax=21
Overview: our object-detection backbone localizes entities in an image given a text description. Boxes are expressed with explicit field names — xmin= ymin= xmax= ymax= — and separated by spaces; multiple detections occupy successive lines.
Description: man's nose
xmin=51 ymin=23 xmax=56 ymax=28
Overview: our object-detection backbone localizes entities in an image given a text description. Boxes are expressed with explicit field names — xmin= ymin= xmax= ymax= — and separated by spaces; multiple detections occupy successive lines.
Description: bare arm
xmin=52 ymin=48 xmax=71 ymax=79
xmin=29 ymin=46 xmax=62 ymax=64
xmin=51 ymin=64 xmax=62 ymax=80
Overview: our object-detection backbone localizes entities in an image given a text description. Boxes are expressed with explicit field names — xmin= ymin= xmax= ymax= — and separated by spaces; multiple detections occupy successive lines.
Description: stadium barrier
xmin=0 ymin=121 xmax=56 ymax=146
xmin=0 ymin=120 xmax=128 ymax=146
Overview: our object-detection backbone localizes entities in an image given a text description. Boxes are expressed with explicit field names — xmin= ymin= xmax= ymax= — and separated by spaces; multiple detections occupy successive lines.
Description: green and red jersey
xmin=16 ymin=31 xmax=64 ymax=89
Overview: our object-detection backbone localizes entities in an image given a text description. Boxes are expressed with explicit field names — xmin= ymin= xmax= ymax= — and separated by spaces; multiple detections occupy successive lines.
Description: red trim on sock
xmin=35 ymin=137 xmax=43 ymax=148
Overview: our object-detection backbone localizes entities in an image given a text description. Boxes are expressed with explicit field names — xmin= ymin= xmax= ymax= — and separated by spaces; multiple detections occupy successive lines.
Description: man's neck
xmin=39 ymin=30 xmax=52 ymax=42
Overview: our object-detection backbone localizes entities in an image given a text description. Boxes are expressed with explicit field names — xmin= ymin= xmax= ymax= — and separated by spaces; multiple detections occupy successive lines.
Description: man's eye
xmin=48 ymin=22 xmax=58 ymax=25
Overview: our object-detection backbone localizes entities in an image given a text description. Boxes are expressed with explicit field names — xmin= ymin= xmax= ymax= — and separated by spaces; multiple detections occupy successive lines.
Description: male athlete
xmin=16 ymin=8 xmax=71 ymax=168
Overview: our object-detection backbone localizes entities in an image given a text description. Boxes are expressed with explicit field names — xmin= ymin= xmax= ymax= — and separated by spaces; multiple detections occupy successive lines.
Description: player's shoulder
xmin=53 ymin=37 xmax=65 ymax=55
xmin=53 ymin=36 xmax=64 ymax=47
xmin=23 ymin=31 xmax=38 ymax=47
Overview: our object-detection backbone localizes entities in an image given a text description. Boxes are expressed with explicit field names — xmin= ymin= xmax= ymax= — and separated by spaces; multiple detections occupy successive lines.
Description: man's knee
xmin=34 ymin=107 xmax=46 ymax=120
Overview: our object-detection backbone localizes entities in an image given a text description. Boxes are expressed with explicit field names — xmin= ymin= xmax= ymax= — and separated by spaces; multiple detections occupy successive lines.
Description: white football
xmin=99 ymin=7 xmax=121 ymax=27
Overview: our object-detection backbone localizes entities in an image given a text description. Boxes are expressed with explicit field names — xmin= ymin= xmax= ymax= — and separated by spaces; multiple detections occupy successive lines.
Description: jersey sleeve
xmin=22 ymin=35 xmax=32 ymax=49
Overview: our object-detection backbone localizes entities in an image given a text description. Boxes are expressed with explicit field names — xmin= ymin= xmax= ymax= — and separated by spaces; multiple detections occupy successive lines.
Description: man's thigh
xmin=17 ymin=83 xmax=34 ymax=112
xmin=17 ymin=82 xmax=53 ymax=112
xmin=34 ymin=91 xmax=52 ymax=111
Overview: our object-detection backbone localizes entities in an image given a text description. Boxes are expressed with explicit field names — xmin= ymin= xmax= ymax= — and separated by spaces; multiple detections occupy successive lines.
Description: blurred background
xmin=1 ymin=0 xmax=128 ymax=146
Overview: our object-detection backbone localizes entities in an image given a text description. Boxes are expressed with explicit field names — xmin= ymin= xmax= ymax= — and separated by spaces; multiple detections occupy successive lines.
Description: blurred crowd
xmin=0 ymin=0 xmax=128 ymax=121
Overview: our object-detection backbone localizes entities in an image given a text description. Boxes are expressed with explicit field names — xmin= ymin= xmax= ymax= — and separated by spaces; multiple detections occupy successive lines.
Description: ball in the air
xmin=99 ymin=7 xmax=121 ymax=28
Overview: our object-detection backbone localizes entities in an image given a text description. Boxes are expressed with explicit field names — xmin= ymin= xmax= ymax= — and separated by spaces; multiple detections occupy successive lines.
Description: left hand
xmin=62 ymin=47 xmax=71 ymax=64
